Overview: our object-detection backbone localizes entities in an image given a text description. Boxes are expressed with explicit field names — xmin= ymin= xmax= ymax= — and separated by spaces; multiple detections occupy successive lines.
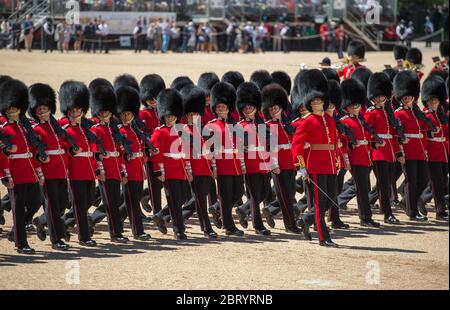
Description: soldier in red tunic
xmin=292 ymin=69 xmax=339 ymax=247
xmin=0 ymin=79 xmax=44 ymax=254
xmin=405 ymin=48 xmax=425 ymax=81
xmin=28 ymin=83 xmax=71 ymax=250
xmin=139 ymin=74 xmax=166 ymax=216
xmin=421 ymin=75 xmax=449 ymax=221
xmin=340 ymin=78 xmax=381 ymax=227
xmin=338 ymin=39 xmax=365 ymax=80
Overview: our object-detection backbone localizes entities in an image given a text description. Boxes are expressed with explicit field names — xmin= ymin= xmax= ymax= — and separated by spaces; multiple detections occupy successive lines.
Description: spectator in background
xmin=384 ymin=23 xmax=397 ymax=42
xmin=83 ymin=19 xmax=95 ymax=52
xmin=256 ymin=22 xmax=267 ymax=53
xmin=43 ymin=17 xmax=54 ymax=53
xmin=55 ymin=20 xmax=65 ymax=53
xmin=23 ymin=14 xmax=33 ymax=52
xmin=396 ymin=19 xmax=407 ymax=45
xmin=160 ymin=19 xmax=170 ymax=53
xmin=73 ymin=22 xmax=82 ymax=53
xmin=11 ymin=16 xmax=21 ymax=51
xmin=133 ymin=20 xmax=144 ymax=53
xmin=203 ymin=23 xmax=212 ymax=53
xmin=196 ymin=23 xmax=206 ymax=52
xmin=209 ymin=25 xmax=219 ymax=53
xmin=169 ymin=21 xmax=180 ymax=52
xmin=1 ymin=18 xmax=10 ymax=49
xmin=406 ymin=21 xmax=414 ymax=48
xmin=319 ymin=19 xmax=328 ymax=52
xmin=424 ymin=16 xmax=434 ymax=48
xmin=273 ymin=20 xmax=283 ymax=51
xmin=328 ymin=20 xmax=336 ymax=52
xmin=98 ymin=19 xmax=109 ymax=53
xmin=280 ymin=23 xmax=290 ymax=53
xmin=153 ymin=20 xmax=162 ymax=52
xmin=335 ymin=21 xmax=345 ymax=57
xmin=226 ymin=19 xmax=238 ymax=53
xmin=63 ymin=22 xmax=71 ymax=52
xmin=146 ymin=21 xmax=156 ymax=53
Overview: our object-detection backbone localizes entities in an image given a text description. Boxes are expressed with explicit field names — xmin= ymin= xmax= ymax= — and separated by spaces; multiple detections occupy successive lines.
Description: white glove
xmin=297 ymin=168 xmax=308 ymax=179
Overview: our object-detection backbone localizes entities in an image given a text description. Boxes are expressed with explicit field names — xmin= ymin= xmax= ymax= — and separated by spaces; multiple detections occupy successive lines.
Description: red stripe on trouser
xmin=312 ymin=174 xmax=325 ymax=241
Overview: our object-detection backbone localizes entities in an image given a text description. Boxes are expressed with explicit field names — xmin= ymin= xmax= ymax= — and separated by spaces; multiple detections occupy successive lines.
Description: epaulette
xmin=62 ymin=124 xmax=69 ymax=129
xmin=395 ymin=107 xmax=404 ymax=112
xmin=291 ymin=117 xmax=300 ymax=123
xmin=0 ymin=122 xmax=7 ymax=128
xmin=155 ymin=124 xmax=165 ymax=130
xmin=366 ymin=106 xmax=376 ymax=112
xmin=340 ymin=115 xmax=350 ymax=120
xmin=208 ymin=118 xmax=217 ymax=124
xmin=303 ymin=113 xmax=312 ymax=118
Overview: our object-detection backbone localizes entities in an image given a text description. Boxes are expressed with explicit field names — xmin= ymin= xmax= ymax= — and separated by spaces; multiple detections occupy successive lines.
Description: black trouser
xmin=217 ymin=175 xmax=245 ymax=231
xmin=98 ymin=179 xmax=125 ymax=237
xmin=373 ymin=161 xmax=395 ymax=217
xmin=146 ymin=162 xmax=163 ymax=214
xmin=420 ymin=182 xmax=433 ymax=204
xmin=9 ymin=183 xmax=42 ymax=248
xmin=69 ymin=180 xmax=95 ymax=241
xmin=191 ymin=176 xmax=214 ymax=233
xmin=12 ymin=34 xmax=20 ymax=51
xmin=427 ymin=162 xmax=448 ymax=215
xmin=271 ymin=170 xmax=297 ymax=229
xmin=337 ymin=169 xmax=347 ymax=198
xmin=42 ymin=179 xmax=68 ymax=243
xmin=44 ymin=34 xmax=53 ymax=52
xmin=208 ymin=177 xmax=218 ymax=206
xmin=240 ymin=173 xmax=270 ymax=230
xmin=303 ymin=174 xmax=335 ymax=242
xmin=350 ymin=165 xmax=373 ymax=221
xmin=160 ymin=179 xmax=190 ymax=234
xmin=337 ymin=177 xmax=355 ymax=208
xmin=404 ymin=160 xmax=429 ymax=218
xmin=123 ymin=180 xmax=145 ymax=236
xmin=326 ymin=174 xmax=342 ymax=223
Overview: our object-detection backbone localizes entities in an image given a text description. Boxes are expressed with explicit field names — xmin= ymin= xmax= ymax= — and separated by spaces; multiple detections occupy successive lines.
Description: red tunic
xmin=119 ymin=124 xmax=147 ymax=181
xmin=424 ymin=109 xmax=448 ymax=163
xmin=33 ymin=121 xmax=69 ymax=180
xmin=151 ymin=125 xmax=188 ymax=181
xmin=266 ymin=119 xmax=294 ymax=171
xmin=291 ymin=113 xmax=338 ymax=175
xmin=91 ymin=121 xmax=126 ymax=180
xmin=364 ymin=106 xmax=401 ymax=163
xmin=338 ymin=63 xmax=361 ymax=79
xmin=202 ymin=106 xmax=216 ymax=125
xmin=394 ymin=107 xmax=429 ymax=161
xmin=63 ymin=122 xmax=97 ymax=181
xmin=0 ymin=121 xmax=41 ymax=184
xmin=204 ymin=118 xmax=243 ymax=176
xmin=183 ymin=124 xmax=213 ymax=177
xmin=340 ymin=115 xmax=372 ymax=167
xmin=238 ymin=119 xmax=271 ymax=174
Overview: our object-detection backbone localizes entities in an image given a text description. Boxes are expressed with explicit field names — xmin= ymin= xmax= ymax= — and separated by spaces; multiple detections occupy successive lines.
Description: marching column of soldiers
xmin=0 ymin=40 xmax=448 ymax=254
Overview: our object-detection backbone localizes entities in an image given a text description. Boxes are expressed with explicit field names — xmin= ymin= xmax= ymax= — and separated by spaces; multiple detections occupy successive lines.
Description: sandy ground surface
xmin=0 ymin=43 xmax=448 ymax=290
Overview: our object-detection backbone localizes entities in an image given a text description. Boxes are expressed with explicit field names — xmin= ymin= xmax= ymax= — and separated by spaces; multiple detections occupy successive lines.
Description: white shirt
xmin=98 ymin=23 xmax=109 ymax=36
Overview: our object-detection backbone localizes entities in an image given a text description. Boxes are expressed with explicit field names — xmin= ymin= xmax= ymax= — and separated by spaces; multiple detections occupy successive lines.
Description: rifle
xmin=357 ymin=114 xmax=384 ymax=145
xmin=412 ymin=103 xmax=438 ymax=132
xmin=109 ymin=117 xmax=133 ymax=160
xmin=0 ymin=129 xmax=14 ymax=155
xmin=80 ymin=117 xmax=107 ymax=157
xmin=334 ymin=113 xmax=357 ymax=146
xmin=49 ymin=114 xmax=79 ymax=152
xmin=131 ymin=119 xmax=158 ymax=153
xmin=19 ymin=115 xmax=48 ymax=162
xmin=384 ymin=100 xmax=407 ymax=143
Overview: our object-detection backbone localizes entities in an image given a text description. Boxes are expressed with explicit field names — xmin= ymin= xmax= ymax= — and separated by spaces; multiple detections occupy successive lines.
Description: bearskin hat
xmin=90 ymin=84 xmax=117 ymax=116
xmin=393 ymin=45 xmax=408 ymax=61
xmin=406 ymin=47 xmax=422 ymax=65
xmin=210 ymin=81 xmax=236 ymax=116
xmin=0 ymin=75 xmax=12 ymax=88
xmin=0 ymin=79 xmax=29 ymax=116
xmin=290 ymin=85 xmax=303 ymax=116
xmin=393 ymin=70 xmax=421 ymax=100
xmin=347 ymin=39 xmax=365 ymax=59
xmin=59 ymin=80 xmax=90 ymax=116
xmin=440 ymin=41 xmax=449 ymax=58
xmin=261 ymin=83 xmax=289 ymax=118
xmin=139 ymin=74 xmax=166 ymax=104
xmin=113 ymin=74 xmax=139 ymax=92
xmin=428 ymin=69 xmax=449 ymax=81
xmin=88 ymin=78 xmax=113 ymax=92
xmin=249 ymin=70 xmax=273 ymax=90
xmin=236 ymin=82 xmax=262 ymax=115
xmin=197 ymin=72 xmax=220 ymax=97
xmin=328 ymin=80 xmax=342 ymax=110
xmin=350 ymin=67 xmax=372 ymax=89
xmin=322 ymin=68 xmax=340 ymax=84
xmin=221 ymin=71 xmax=244 ymax=90
xmin=115 ymin=86 xmax=141 ymax=117
xmin=271 ymin=71 xmax=292 ymax=95
xmin=157 ymin=88 xmax=183 ymax=122
xmin=296 ymin=69 xmax=329 ymax=112
xmin=367 ymin=72 xmax=393 ymax=100
xmin=421 ymin=75 xmax=447 ymax=106
xmin=341 ymin=78 xmax=366 ymax=109
xmin=382 ymin=68 xmax=398 ymax=82
xmin=170 ymin=76 xmax=194 ymax=91
xmin=28 ymin=83 xmax=57 ymax=120
xmin=180 ymin=84 xmax=206 ymax=116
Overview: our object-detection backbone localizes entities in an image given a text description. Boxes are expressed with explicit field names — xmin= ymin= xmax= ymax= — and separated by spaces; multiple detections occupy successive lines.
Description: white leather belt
xmin=378 ymin=134 xmax=392 ymax=139
xmin=278 ymin=144 xmax=291 ymax=150
xmin=164 ymin=153 xmax=185 ymax=159
xmin=404 ymin=133 xmax=423 ymax=139
xmin=132 ymin=152 xmax=144 ymax=158
xmin=356 ymin=140 xmax=369 ymax=146
xmin=46 ymin=149 xmax=65 ymax=155
xmin=74 ymin=151 xmax=93 ymax=157
xmin=105 ymin=151 xmax=120 ymax=157
xmin=221 ymin=148 xmax=237 ymax=154
xmin=427 ymin=137 xmax=446 ymax=143
xmin=247 ymin=146 xmax=265 ymax=152
xmin=9 ymin=152 xmax=33 ymax=159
